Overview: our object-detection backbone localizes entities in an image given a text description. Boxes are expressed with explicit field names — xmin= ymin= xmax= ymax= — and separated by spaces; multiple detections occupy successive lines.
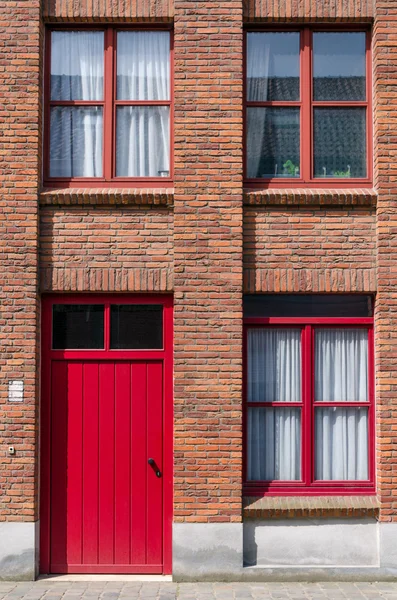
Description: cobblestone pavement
xmin=1 ymin=582 xmax=397 ymax=600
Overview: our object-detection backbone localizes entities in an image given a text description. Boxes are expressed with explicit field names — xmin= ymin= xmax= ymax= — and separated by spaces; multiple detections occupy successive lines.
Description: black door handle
xmin=148 ymin=458 xmax=162 ymax=478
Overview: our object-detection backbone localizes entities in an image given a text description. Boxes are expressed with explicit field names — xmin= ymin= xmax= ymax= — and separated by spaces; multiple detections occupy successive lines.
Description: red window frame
xmin=244 ymin=27 xmax=373 ymax=189
xmin=243 ymin=317 xmax=375 ymax=496
xmin=44 ymin=26 xmax=174 ymax=189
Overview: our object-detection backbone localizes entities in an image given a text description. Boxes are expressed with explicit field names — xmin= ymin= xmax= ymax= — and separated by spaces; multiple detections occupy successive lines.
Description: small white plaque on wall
xmin=8 ymin=380 xmax=24 ymax=402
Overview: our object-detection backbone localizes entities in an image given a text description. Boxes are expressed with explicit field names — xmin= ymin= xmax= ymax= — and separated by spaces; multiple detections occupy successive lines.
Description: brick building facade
xmin=0 ymin=0 xmax=396 ymax=581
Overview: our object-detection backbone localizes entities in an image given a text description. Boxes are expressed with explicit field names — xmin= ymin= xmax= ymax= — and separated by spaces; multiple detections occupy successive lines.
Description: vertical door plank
xmin=50 ymin=361 xmax=68 ymax=569
xmin=130 ymin=362 xmax=147 ymax=565
xmin=98 ymin=362 xmax=115 ymax=565
xmin=114 ymin=362 xmax=131 ymax=565
xmin=66 ymin=362 xmax=84 ymax=567
xmin=82 ymin=362 xmax=99 ymax=565
xmin=146 ymin=362 xmax=163 ymax=566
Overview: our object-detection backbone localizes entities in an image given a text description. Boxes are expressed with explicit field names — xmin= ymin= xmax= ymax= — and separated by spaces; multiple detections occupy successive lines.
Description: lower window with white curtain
xmin=245 ymin=321 xmax=374 ymax=493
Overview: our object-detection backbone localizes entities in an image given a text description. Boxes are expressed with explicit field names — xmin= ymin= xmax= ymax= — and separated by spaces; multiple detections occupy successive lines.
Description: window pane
xmin=116 ymin=106 xmax=170 ymax=177
xmin=247 ymin=108 xmax=300 ymax=178
xmin=247 ymin=407 xmax=301 ymax=481
xmin=247 ymin=329 xmax=301 ymax=402
xmin=110 ymin=305 xmax=163 ymax=350
xmin=51 ymin=31 xmax=104 ymax=101
xmin=315 ymin=407 xmax=368 ymax=480
xmin=313 ymin=32 xmax=366 ymax=101
xmin=313 ymin=108 xmax=366 ymax=178
xmin=52 ymin=305 xmax=104 ymax=349
xmin=247 ymin=32 xmax=300 ymax=101
xmin=315 ymin=329 xmax=368 ymax=402
xmin=117 ymin=31 xmax=170 ymax=100
xmin=50 ymin=107 xmax=103 ymax=178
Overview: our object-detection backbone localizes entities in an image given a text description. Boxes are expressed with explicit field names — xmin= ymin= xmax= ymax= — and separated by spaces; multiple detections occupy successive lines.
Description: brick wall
xmin=0 ymin=0 xmax=42 ymax=521
xmin=373 ymin=0 xmax=397 ymax=522
xmin=42 ymin=0 xmax=172 ymax=21
xmin=1 ymin=0 xmax=395 ymax=532
xmin=244 ymin=207 xmax=377 ymax=293
xmin=244 ymin=0 xmax=375 ymax=21
xmin=39 ymin=208 xmax=174 ymax=292
xmin=173 ymin=0 xmax=243 ymax=522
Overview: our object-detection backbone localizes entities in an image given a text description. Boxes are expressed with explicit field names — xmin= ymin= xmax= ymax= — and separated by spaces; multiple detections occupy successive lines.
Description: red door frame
xmin=40 ymin=294 xmax=173 ymax=575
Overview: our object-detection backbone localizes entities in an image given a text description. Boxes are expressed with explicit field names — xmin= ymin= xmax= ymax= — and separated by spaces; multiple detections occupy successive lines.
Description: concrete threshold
xmin=37 ymin=575 xmax=173 ymax=582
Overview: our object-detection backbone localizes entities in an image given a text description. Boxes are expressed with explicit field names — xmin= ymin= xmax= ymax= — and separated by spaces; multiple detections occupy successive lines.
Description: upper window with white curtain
xmin=245 ymin=28 xmax=372 ymax=187
xmin=46 ymin=28 xmax=171 ymax=184
xmin=245 ymin=319 xmax=374 ymax=494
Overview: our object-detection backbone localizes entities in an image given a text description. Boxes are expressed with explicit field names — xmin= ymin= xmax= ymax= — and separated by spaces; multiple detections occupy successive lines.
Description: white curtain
xmin=50 ymin=107 xmax=103 ymax=178
xmin=116 ymin=32 xmax=170 ymax=177
xmin=51 ymin=31 xmax=104 ymax=100
xmin=116 ymin=107 xmax=169 ymax=177
xmin=315 ymin=329 xmax=368 ymax=401
xmin=315 ymin=407 xmax=368 ymax=480
xmin=247 ymin=329 xmax=301 ymax=402
xmin=247 ymin=329 xmax=301 ymax=480
xmin=247 ymin=408 xmax=301 ymax=481
xmin=315 ymin=329 xmax=369 ymax=480
xmin=116 ymin=31 xmax=170 ymax=100
xmin=246 ymin=34 xmax=270 ymax=178
xmin=247 ymin=33 xmax=270 ymax=102
xmin=50 ymin=31 xmax=104 ymax=177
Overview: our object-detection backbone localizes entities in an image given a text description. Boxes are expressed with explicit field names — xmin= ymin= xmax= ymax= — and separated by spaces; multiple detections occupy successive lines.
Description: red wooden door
xmin=50 ymin=360 xmax=163 ymax=574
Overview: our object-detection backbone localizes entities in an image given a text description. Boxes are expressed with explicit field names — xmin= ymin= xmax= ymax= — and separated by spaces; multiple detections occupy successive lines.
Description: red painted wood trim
xmin=244 ymin=26 xmax=372 ymax=189
xmin=243 ymin=317 xmax=375 ymax=495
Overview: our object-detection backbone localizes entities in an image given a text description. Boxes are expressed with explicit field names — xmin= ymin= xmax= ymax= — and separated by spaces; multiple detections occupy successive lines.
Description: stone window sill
xmin=39 ymin=188 xmax=174 ymax=208
xmin=243 ymin=495 xmax=379 ymax=519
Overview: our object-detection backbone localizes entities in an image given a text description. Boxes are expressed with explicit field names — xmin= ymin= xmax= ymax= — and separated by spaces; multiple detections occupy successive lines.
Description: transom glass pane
xmin=247 ymin=32 xmax=300 ymax=101
xmin=315 ymin=329 xmax=368 ymax=402
xmin=52 ymin=305 xmax=104 ymax=349
xmin=246 ymin=107 xmax=300 ymax=178
xmin=50 ymin=107 xmax=103 ymax=178
xmin=51 ymin=31 xmax=104 ymax=101
xmin=313 ymin=107 xmax=366 ymax=179
xmin=247 ymin=328 xmax=301 ymax=402
xmin=116 ymin=106 xmax=170 ymax=177
xmin=315 ymin=407 xmax=368 ymax=480
xmin=247 ymin=407 xmax=301 ymax=481
xmin=110 ymin=305 xmax=163 ymax=349
xmin=313 ymin=32 xmax=366 ymax=101
xmin=116 ymin=31 xmax=170 ymax=100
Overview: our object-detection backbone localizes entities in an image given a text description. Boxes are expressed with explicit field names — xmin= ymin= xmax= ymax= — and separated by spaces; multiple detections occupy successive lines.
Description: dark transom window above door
xmin=52 ymin=302 xmax=164 ymax=350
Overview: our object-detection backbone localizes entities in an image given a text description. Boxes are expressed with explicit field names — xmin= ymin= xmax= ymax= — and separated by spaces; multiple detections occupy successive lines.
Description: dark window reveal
xmin=243 ymin=295 xmax=374 ymax=318
xmin=110 ymin=305 xmax=163 ymax=349
xmin=52 ymin=304 xmax=104 ymax=349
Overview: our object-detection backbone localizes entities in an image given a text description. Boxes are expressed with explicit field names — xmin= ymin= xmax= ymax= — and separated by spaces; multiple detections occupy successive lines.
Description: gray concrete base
xmin=172 ymin=520 xmax=397 ymax=581
xmin=0 ymin=522 xmax=39 ymax=581
xmin=244 ymin=518 xmax=378 ymax=568
xmin=173 ymin=523 xmax=243 ymax=581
